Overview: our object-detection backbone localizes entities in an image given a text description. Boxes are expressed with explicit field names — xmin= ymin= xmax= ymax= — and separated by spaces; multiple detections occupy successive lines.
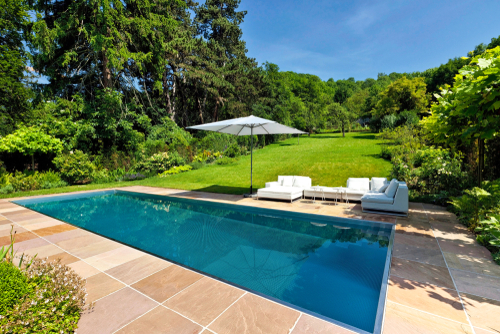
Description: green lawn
xmin=1 ymin=132 xmax=392 ymax=198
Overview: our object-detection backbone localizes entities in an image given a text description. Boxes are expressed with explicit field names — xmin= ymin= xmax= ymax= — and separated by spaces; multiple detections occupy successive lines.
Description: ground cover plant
xmin=0 ymin=228 xmax=89 ymax=333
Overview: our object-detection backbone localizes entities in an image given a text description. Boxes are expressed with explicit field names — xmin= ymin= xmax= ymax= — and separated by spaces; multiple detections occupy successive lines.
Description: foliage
xmin=0 ymin=170 xmax=67 ymax=193
xmin=123 ymin=173 xmax=146 ymax=181
xmin=53 ymin=151 xmax=95 ymax=184
xmin=158 ymin=165 xmax=192 ymax=177
xmin=0 ymin=261 xmax=31 ymax=316
xmin=0 ymin=257 xmax=89 ymax=333
xmin=135 ymin=151 xmax=185 ymax=174
xmin=0 ymin=0 xmax=32 ymax=135
xmin=380 ymin=114 xmax=398 ymax=131
xmin=9 ymin=171 xmax=40 ymax=192
xmin=373 ymin=77 xmax=429 ymax=117
xmin=0 ymin=126 xmax=63 ymax=169
xmin=328 ymin=102 xmax=356 ymax=137
xmin=215 ymin=157 xmax=239 ymax=165
xmin=225 ymin=143 xmax=241 ymax=158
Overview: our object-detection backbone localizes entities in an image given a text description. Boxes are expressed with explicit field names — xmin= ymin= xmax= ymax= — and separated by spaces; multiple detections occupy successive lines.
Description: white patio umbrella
xmin=187 ymin=115 xmax=306 ymax=196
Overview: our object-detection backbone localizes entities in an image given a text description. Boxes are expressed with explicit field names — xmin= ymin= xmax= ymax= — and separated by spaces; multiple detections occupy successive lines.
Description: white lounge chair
xmin=257 ymin=176 xmax=312 ymax=203
xmin=304 ymin=177 xmax=389 ymax=202
xmin=361 ymin=179 xmax=409 ymax=216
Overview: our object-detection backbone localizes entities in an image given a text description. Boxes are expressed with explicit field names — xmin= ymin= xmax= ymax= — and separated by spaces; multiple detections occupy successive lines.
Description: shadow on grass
xmin=193 ymin=185 xmax=250 ymax=195
xmin=351 ymin=134 xmax=376 ymax=140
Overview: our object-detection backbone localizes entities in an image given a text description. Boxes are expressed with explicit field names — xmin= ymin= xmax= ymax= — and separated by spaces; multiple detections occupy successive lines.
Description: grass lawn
xmin=0 ymin=132 xmax=392 ymax=198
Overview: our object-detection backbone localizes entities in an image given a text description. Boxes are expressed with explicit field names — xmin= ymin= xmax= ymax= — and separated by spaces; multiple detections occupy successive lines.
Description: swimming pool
xmin=14 ymin=190 xmax=395 ymax=334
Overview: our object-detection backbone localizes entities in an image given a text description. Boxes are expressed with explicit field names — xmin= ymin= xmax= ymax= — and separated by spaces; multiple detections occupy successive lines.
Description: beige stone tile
xmin=451 ymin=269 xmax=500 ymax=301
xmin=85 ymin=272 xmax=126 ymax=303
xmin=164 ymin=277 xmax=245 ymax=326
xmin=437 ymin=238 xmax=492 ymax=260
xmin=0 ymin=231 xmax=38 ymax=246
xmin=382 ymin=301 xmax=473 ymax=334
xmin=67 ymin=260 xmax=101 ymax=279
xmin=116 ymin=306 xmax=202 ymax=334
xmin=132 ymin=265 xmax=203 ymax=303
xmin=34 ymin=223 xmax=77 ymax=237
xmin=209 ymin=293 xmax=299 ymax=334
xmin=396 ymin=220 xmax=434 ymax=238
xmin=106 ymin=255 xmax=171 ymax=285
xmin=461 ymin=293 xmax=500 ymax=333
xmin=85 ymin=246 xmax=144 ymax=271
xmin=387 ymin=276 xmax=468 ymax=323
xmin=390 ymin=258 xmax=455 ymax=289
xmin=77 ymin=288 xmax=157 ymax=334
xmin=22 ymin=243 xmax=64 ymax=259
xmin=60 ymin=237 xmax=122 ymax=259
xmin=23 ymin=219 xmax=64 ymax=231
xmin=56 ymin=234 xmax=106 ymax=251
xmin=291 ymin=314 xmax=352 ymax=334
xmin=47 ymin=251 xmax=79 ymax=265
xmin=394 ymin=233 xmax=440 ymax=250
xmin=393 ymin=243 xmax=446 ymax=267
xmin=44 ymin=228 xmax=90 ymax=243
xmin=444 ymin=252 xmax=500 ymax=278
xmin=12 ymin=237 xmax=49 ymax=253
xmin=473 ymin=327 xmax=497 ymax=334
xmin=0 ymin=224 xmax=27 ymax=237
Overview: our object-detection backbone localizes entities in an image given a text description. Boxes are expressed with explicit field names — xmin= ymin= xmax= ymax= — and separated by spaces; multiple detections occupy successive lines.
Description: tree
xmin=0 ymin=0 xmax=32 ymax=135
xmin=373 ymin=77 xmax=428 ymax=117
xmin=424 ymin=46 xmax=500 ymax=185
xmin=0 ymin=126 xmax=63 ymax=170
xmin=328 ymin=103 xmax=355 ymax=137
xmin=334 ymin=79 xmax=360 ymax=104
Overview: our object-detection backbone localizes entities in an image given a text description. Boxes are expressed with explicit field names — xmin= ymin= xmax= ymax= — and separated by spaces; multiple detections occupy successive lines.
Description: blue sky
xmin=239 ymin=0 xmax=500 ymax=81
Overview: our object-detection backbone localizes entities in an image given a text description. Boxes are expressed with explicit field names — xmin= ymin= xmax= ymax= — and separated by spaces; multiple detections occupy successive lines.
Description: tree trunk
xmin=31 ymin=154 xmax=35 ymax=171
xmin=163 ymin=72 xmax=173 ymax=116
xmin=479 ymin=138 xmax=485 ymax=187
xmin=342 ymin=123 xmax=345 ymax=137
xmin=102 ymin=51 xmax=111 ymax=89
xmin=213 ymin=100 xmax=219 ymax=122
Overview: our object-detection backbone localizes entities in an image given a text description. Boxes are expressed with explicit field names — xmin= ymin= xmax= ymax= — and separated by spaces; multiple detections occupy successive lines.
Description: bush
xmin=123 ymin=173 xmax=146 ymax=181
xmin=134 ymin=151 xmax=186 ymax=174
xmin=91 ymin=168 xmax=127 ymax=184
xmin=215 ymin=157 xmax=238 ymax=165
xmin=0 ymin=184 xmax=14 ymax=194
xmin=158 ymin=165 xmax=193 ymax=177
xmin=225 ymin=143 xmax=241 ymax=158
xmin=9 ymin=171 xmax=39 ymax=192
xmin=380 ymin=114 xmax=398 ymax=130
xmin=189 ymin=161 xmax=205 ymax=170
xmin=396 ymin=110 xmax=419 ymax=128
xmin=0 ymin=258 xmax=89 ymax=333
xmin=0 ymin=262 xmax=31 ymax=316
xmin=53 ymin=150 xmax=96 ymax=184
xmin=37 ymin=170 xmax=68 ymax=189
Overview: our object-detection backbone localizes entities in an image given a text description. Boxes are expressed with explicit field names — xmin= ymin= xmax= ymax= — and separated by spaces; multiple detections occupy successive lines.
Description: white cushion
xmin=278 ymin=176 xmax=294 ymax=187
xmin=361 ymin=192 xmax=394 ymax=204
xmin=292 ymin=176 xmax=311 ymax=189
xmin=258 ymin=186 xmax=303 ymax=196
xmin=379 ymin=184 xmax=389 ymax=192
xmin=371 ymin=177 xmax=388 ymax=192
xmin=384 ymin=179 xmax=399 ymax=198
xmin=347 ymin=178 xmax=370 ymax=190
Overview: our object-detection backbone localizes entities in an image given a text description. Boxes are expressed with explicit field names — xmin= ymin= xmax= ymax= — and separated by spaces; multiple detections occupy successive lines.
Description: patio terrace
xmin=1 ymin=186 xmax=499 ymax=334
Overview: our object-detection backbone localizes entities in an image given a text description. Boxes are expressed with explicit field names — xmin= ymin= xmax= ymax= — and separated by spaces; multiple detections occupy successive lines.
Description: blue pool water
xmin=14 ymin=190 xmax=394 ymax=333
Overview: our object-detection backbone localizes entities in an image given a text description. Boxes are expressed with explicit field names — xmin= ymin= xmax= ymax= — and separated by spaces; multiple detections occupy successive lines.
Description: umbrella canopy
xmin=186 ymin=115 xmax=305 ymax=136
xmin=187 ymin=115 xmax=306 ymax=196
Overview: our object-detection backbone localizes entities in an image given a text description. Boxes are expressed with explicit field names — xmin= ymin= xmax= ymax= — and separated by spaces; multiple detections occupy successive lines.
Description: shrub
xmin=396 ymin=110 xmax=419 ymax=128
xmin=123 ymin=173 xmax=146 ymax=181
xmin=9 ymin=171 xmax=39 ymax=192
xmin=0 ymin=262 xmax=31 ymax=315
xmin=158 ymin=165 xmax=192 ymax=177
xmin=0 ymin=184 xmax=14 ymax=194
xmin=38 ymin=170 xmax=68 ymax=189
xmin=380 ymin=114 xmax=398 ymax=130
xmin=53 ymin=150 xmax=96 ymax=184
xmin=135 ymin=151 xmax=186 ymax=174
xmin=215 ymin=157 xmax=238 ymax=165
xmin=91 ymin=168 xmax=127 ymax=183
xmin=225 ymin=143 xmax=241 ymax=158
xmin=189 ymin=161 xmax=205 ymax=170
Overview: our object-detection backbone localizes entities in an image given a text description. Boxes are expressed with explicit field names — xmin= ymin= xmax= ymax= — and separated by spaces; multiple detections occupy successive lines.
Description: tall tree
xmin=372 ymin=77 xmax=428 ymax=117
xmin=0 ymin=0 xmax=32 ymax=135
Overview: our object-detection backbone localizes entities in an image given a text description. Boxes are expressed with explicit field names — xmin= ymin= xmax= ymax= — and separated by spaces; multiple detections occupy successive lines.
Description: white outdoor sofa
xmin=304 ymin=177 xmax=389 ymax=202
xmin=257 ymin=176 xmax=312 ymax=203
xmin=361 ymin=179 xmax=409 ymax=216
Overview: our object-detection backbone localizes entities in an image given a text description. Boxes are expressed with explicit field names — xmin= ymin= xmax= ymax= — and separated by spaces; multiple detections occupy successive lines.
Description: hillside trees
xmin=372 ymin=77 xmax=429 ymax=117
xmin=0 ymin=0 xmax=32 ymax=135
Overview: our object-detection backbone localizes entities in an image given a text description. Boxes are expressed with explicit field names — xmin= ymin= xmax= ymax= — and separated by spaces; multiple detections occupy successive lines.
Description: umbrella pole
xmin=250 ymin=127 xmax=253 ymax=195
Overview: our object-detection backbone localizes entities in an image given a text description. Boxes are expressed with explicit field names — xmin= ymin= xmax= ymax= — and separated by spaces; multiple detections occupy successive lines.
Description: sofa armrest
xmin=393 ymin=182 xmax=409 ymax=213
xmin=265 ymin=182 xmax=280 ymax=188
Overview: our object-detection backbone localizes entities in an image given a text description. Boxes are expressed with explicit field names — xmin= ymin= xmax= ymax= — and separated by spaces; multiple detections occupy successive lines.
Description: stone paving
xmin=1 ymin=186 xmax=499 ymax=334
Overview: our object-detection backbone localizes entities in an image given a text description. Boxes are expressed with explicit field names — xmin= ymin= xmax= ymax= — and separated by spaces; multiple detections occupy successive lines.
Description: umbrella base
xmin=243 ymin=193 xmax=258 ymax=198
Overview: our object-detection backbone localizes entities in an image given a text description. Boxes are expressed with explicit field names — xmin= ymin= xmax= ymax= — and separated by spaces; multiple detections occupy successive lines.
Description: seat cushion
xmin=347 ymin=178 xmax=370 ymax=190
xmin=278 ymin=176 xmax=294 ymax=187
xmin=258 ymin=186 xmax=303 ymax=196
xmin=371 ymin=177 xmax=388 ymax=192
xmin=292 ymin=176 xmax=311 ymax=189
xmin=344 ymin=189 xmax=367 ymax=196
xmin=361 ymin=192 xmax=394 ymax=204
xmin=385 ymin=179 xmax=399 ymax=198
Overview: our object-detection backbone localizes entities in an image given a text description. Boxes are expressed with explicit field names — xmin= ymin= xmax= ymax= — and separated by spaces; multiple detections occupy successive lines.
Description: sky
xmin=238 ymin=0 xmax=500 ymax=81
